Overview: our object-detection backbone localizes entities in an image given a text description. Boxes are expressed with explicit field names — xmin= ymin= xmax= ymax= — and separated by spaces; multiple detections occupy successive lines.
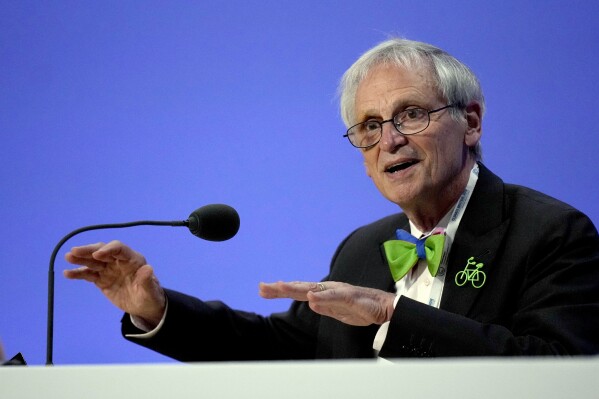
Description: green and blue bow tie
xmin=383 ymin=229 xmax=445 ymax=282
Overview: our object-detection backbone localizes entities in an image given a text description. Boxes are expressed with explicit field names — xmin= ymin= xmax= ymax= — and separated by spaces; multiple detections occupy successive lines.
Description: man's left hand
xmin=259 ymin=281 xmax=395 ymax=326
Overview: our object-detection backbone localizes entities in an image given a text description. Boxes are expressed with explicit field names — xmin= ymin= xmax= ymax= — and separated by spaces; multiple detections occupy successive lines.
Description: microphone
xmin=187 ymin=204 xmax=240 ymax=241
xmin=46 ymin=204 xmax=240 ymax=365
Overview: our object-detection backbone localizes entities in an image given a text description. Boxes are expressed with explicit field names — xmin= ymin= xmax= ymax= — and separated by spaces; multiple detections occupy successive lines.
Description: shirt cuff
xmin=373 ymin=294 xmax=401 ymax=353
xmin=124 ymin=299 xmax=168 ymax=339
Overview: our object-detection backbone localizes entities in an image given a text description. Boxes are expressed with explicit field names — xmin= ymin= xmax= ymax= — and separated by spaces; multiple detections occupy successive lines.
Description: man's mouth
xmin=385 ymin=160 xmax=419 ymax=174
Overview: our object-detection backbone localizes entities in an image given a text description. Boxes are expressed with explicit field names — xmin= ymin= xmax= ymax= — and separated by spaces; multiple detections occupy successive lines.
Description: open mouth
xmin=385 ymin=160 xmax=419 ymax=174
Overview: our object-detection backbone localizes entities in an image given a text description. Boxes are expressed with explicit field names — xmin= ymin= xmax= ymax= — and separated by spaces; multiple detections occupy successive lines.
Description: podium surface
xmin=2 ymin=358 xmax=598 ymax=399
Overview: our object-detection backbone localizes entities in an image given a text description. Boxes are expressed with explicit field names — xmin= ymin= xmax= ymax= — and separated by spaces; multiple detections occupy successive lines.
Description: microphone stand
xmin=46 ymin=220 xmax=187 ymax=365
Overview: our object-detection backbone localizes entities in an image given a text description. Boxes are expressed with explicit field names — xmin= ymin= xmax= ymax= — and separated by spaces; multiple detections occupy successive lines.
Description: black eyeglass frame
xmin=343 ymin=104 xmax=456 ymax=148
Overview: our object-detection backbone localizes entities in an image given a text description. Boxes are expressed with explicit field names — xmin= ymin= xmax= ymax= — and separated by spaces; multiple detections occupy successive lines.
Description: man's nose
xmin=379 ymin=121 xmax=407 ymax=152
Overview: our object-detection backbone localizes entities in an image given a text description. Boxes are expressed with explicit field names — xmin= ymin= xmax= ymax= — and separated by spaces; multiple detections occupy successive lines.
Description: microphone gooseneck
xmin=46 ymin=204 xmax=239 ymax=365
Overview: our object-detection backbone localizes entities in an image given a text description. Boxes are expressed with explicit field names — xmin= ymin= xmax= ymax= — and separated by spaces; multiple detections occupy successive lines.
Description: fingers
xmin=63 ymin=267 xmax=100 ymax=283
xmin=65 ymin=242 xmax=110 ymax=273
xmin=65 ymin=252 xmax=107 ymax=271
xmin=66 ymin=242 xmax=107 ymax=264
xmin=307 ymin=286 xmax=395 ymax=326
xmin=259 ymin=281 xmax=331 ymax=301
xmin=88 ymin=240 xmax=146 ymax=264
xmin=65 ymin=240 xmax=146 ymax=270
xmin=260 ymin=280 xmax=395 ymax=326
xmin=64 ymin=240 xmax=149 ymax=292
xmin=68 ymin=242 xmax=106 ymax=257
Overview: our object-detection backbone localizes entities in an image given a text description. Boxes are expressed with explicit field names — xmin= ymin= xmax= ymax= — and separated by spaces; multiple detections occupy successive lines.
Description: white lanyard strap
xmin=428 ymin=164 xmax=479 ymax=307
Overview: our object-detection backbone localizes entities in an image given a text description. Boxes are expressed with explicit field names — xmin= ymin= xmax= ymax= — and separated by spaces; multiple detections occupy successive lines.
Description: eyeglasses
xmin=343 ymin=104 xmax=455 ymax=148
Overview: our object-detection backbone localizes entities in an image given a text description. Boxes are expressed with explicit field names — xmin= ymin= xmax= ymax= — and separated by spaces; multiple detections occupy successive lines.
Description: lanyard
xmin=427 ymin=164 xmax=479 ymax=308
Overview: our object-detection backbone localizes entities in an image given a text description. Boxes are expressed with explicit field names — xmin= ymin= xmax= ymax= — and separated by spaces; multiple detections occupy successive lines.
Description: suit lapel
xmin=370 ymin=164 xmax=511 ymax=316
xmin=440 ymin=163 xmax=510 ymax=316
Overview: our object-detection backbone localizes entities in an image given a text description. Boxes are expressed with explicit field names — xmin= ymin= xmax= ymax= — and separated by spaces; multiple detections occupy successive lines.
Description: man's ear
xmin=464 ymin=102 xmax=482 ymax=148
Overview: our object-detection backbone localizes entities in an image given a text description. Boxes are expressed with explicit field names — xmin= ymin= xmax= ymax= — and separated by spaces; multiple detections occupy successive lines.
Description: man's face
xmin=354 ymin=64 xmax=481 ymax=210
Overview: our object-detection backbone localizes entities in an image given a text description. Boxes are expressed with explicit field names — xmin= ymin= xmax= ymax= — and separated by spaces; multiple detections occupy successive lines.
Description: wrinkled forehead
xmin=353 ymin=63 xmax=441 ymax=113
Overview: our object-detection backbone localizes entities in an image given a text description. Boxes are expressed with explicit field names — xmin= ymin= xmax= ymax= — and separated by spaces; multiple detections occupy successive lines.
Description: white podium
xmin=2 ymin=358 xmax=598 ymax=399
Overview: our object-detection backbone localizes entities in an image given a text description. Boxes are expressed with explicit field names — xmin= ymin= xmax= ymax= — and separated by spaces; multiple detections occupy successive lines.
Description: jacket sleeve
xmin=122 ymin=289 xmax=320 ymax=362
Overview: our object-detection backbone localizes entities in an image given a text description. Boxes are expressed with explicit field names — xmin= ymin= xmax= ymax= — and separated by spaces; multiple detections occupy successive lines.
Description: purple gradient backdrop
xmin=1 ymin=1 xmax=598 ymax=364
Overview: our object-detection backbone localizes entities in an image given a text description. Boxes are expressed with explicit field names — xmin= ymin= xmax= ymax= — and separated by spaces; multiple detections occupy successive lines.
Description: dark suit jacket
xmin=123 ymin=164 xmax=599 ymax=360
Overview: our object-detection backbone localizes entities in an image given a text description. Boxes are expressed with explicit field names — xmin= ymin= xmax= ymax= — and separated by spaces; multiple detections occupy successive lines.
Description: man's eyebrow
xmin=356 ymin=110 xmax=381 ymax=121
xmin=356 ymin=101 xmax=420 ymax=122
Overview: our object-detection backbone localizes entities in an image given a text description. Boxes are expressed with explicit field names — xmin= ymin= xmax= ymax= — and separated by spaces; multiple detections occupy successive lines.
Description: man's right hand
xmin=64 ymin=240 xmax=166 ymax=329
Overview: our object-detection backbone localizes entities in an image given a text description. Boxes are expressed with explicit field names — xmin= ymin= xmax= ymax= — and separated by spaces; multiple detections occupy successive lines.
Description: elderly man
xmin=65 ymin=38 xmax=599 ymax=359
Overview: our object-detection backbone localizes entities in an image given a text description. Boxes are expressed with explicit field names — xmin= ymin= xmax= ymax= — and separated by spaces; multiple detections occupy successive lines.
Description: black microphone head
xmin=187 ymin=204 xmax=240 ymax=241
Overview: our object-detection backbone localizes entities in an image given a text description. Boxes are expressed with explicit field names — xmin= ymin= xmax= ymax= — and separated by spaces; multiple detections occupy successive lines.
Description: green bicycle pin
xmin=455 ymin=256 xmax=486 ymax=288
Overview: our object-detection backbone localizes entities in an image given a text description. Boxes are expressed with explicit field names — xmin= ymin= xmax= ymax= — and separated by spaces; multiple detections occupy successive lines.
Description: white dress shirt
xmin=372 ymin=212 xmax=453 ymax=354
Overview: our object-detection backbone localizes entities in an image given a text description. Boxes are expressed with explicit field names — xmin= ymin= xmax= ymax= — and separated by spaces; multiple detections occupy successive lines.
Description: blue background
xmin=1 ymin=1 xmax=598 ymax=365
